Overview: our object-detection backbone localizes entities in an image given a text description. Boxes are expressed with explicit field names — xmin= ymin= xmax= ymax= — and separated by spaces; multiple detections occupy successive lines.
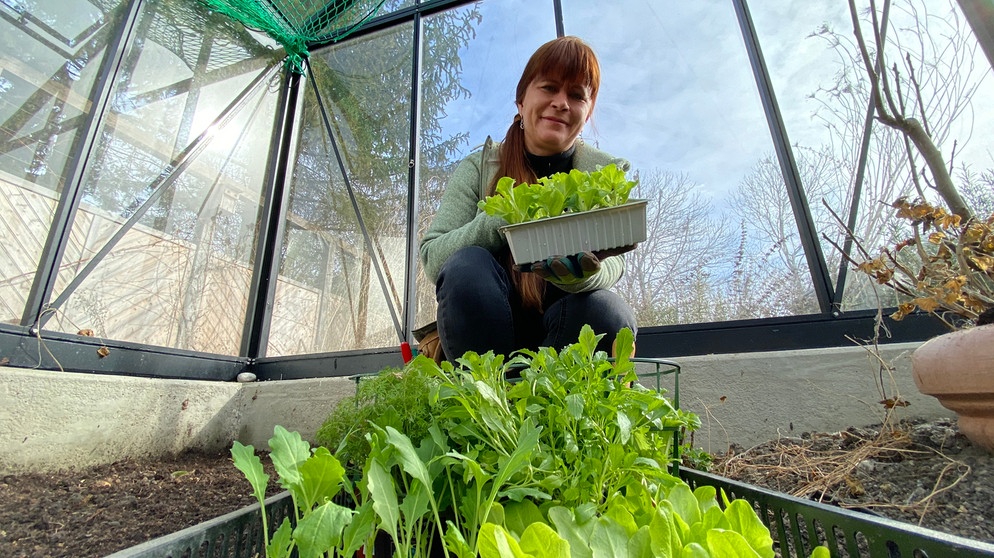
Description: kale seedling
xmin=232 ymin=426 xmax=374 ymax=558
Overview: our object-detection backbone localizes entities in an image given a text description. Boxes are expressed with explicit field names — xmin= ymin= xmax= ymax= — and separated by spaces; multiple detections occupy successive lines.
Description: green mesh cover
xmin=201 ymin=0 xmax=384 ymax=72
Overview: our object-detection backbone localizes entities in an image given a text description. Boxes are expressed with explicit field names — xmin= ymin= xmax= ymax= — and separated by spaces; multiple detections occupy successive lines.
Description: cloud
xmin=435 ymin=0 xmax=994 ymax=204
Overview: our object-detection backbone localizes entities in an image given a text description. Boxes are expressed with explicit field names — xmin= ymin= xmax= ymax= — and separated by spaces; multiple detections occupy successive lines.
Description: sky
xmin=432 ymin=0 xmax=994 ymax=210
xmin=87 ymin=0 xmax=990 ymax=226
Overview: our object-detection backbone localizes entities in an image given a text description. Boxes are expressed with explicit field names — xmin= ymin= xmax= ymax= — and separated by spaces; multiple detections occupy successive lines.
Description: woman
xmin=419 ymin=35 xmax=637 ymax=360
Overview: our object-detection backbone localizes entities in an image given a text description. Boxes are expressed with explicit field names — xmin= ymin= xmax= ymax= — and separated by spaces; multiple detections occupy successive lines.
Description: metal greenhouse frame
xmin=0 ymin=0 xmax=989 ymax=380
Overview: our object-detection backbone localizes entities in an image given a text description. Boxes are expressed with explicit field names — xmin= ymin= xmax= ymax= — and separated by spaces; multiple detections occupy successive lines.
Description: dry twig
xmin=713 ymin=423 xmax=971 ymax=524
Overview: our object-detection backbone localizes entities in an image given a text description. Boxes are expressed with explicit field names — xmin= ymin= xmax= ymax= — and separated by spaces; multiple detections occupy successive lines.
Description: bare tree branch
xmin=848 ymin=0 xmax=975 ymax=220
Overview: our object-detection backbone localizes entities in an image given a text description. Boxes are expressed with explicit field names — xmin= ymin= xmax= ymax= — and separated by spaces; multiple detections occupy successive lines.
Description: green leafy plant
xmin=234 ymin=326 xmax=825 ymax=557
xmin=479 ymin=482 xmax=830 ymax=558
xmin=478 ymin=164 xmax=637 ymax=224
xmin=315 ymin=365 xmax=439 ymax=476
xmin=231 ymin=426 xmax=374 ymax=558
xmin=680 ymin=443 xmax=715 ymax=472
xmin=358 ymin=326 xmax=702 ymax=557
xmin=499 ymin=326 xmax=699 ymax=511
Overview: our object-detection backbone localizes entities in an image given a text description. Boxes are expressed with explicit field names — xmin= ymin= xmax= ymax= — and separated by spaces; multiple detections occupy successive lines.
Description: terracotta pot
xmin=911 ymin=324 xmax=994 ymax=452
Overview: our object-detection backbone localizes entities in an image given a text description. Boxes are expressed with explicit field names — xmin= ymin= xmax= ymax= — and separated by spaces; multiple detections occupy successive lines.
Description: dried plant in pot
xmin=850 ymin=199 xmax=994 ymax=451
xmin=832 ymin=0 xmax=994 ymax=451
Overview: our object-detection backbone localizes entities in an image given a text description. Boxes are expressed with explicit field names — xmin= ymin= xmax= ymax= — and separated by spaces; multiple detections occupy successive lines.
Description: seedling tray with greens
xmin=500 ymin=199 xmax=647 ymax=264
xmin=478 ymin=164 xmax=647 ymax=264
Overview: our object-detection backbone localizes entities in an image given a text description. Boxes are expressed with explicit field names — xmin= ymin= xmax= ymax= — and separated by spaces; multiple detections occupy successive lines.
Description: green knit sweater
xmin=419 ymin=137 xmax=631 ymax=293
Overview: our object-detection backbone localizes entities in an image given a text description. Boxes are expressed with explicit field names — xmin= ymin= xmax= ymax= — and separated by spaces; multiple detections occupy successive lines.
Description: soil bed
xmin=1 ymin=416 xmax=991 ymax=557
xmin=711 ymin=416 xmax=994 ymax=545
xmin=1 ymin=451 xmax=282 ymax=558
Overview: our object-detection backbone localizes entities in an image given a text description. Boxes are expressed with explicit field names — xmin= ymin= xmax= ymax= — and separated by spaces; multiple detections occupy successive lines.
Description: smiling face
xmin=517 ymin=77 xmax=593 ymax=156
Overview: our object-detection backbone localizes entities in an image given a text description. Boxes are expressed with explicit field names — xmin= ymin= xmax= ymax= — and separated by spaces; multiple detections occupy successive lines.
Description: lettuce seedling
xmin=478 ymin=164 xmax=637 ymax=224
xmin=479 ymin=482 xmax=832 ymax=558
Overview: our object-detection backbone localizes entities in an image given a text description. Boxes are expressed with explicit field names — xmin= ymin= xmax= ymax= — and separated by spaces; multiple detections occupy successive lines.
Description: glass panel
xmin=562 ymin=0 xmax=818 ymax=324
xmin=750 ymin=0 xmax=994 ymax=312
xmin=271 ymin=23 xmax=415 ymax=356
xmin=383 ymin=0 xmax=414 ymax=15
xmin=0 ymin=0 xmax=128 ymax=323
xmin=41 ymin=0 xmax=281 ymax=354
xmin=415 ymin=0 xmax=557 ymax=330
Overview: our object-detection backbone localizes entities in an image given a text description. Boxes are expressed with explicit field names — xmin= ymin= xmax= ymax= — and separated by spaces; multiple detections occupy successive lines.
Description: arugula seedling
xmin=236 ymin=325 xmax=792 ymax=558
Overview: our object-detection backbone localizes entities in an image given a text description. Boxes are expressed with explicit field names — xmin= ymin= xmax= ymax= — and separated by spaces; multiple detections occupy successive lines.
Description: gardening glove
xmin=522 ymin=252 xmax=602 ymax=285
xmin=595 ymin=244 xmax=638 ymax=258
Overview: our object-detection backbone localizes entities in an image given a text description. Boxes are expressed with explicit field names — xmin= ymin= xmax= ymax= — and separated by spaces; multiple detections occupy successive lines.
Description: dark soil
xmin=1 ymin=416 xmax=991 ymax=557
xmin=712 ymin=416 xmax=994 ymax=545
xmin=0 ymin=451 xmax=282 ymax=558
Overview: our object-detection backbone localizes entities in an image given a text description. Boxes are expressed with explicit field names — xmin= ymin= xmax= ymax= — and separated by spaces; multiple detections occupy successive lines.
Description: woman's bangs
xmin=537 ymin=44 xmax=598 ymax=92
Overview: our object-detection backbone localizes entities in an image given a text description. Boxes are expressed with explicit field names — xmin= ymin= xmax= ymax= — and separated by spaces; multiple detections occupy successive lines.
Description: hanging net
xmin=201 ymin=0 xmax=385 ymax=72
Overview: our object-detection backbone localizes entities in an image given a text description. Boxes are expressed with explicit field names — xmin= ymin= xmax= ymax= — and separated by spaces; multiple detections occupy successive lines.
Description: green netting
xmin=201 ymin=0 xmax=385 ymax=72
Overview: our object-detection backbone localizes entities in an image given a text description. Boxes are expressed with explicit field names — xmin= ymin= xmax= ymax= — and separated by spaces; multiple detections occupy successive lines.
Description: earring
xmin=519 ymin=119 xmax=524 ymax=130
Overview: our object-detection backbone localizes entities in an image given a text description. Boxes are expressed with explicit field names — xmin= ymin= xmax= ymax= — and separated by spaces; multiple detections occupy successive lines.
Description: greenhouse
xmin=1 ymin=0 xmax=993 ymax=556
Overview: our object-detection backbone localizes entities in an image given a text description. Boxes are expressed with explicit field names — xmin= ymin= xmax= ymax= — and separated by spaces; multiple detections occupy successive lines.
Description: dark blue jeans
xmin=435 ymin=246 xmax=637 ymax=360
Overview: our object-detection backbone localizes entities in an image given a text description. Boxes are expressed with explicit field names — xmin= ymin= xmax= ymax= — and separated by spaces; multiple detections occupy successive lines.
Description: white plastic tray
xmin=500 ymin=199 xmax=647 ymax=265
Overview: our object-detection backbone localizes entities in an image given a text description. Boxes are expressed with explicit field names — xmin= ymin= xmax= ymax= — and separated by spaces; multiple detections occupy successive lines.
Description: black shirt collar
xmin=526 ymin=144 xmax=576 ymax=179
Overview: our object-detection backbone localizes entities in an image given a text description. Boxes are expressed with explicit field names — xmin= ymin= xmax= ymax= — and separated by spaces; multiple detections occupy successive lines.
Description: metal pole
xmin=20 ymin=0 xmax=145 ymax=329
xmin=732 ymin=0 xmax=836 ymax=313
xmin=242 ymin=68 xmax=301 ymax=359
xmin=402 ymin=14 xmax=424 ymax=349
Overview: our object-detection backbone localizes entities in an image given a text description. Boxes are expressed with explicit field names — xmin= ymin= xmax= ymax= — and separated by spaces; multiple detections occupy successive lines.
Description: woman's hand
xmin=520 ymin=252 xmax=601 ymax=285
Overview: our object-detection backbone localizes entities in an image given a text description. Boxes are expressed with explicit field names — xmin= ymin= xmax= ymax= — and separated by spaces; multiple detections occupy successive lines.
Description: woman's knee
xmin=435 ymin=246 xmax=515 ymax=357
xmin=438 ymin=246 xmax=500 ymax=284
xmin=546 ymin=290 xmax=636 ymax=350
xmin=581 ymin=290 xmax=637 ymax=334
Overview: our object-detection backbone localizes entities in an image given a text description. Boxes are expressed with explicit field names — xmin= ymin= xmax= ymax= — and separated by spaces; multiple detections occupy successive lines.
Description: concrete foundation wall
xmin=660 ymin=341 xmax=950 ymax=452
xmin=0 ymin=368 xmax=356 ymax=474
xmin=0 ymin=342 xmax=953 ymax=474
xmin=236 ymin=376 xmax=357 ymax=449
